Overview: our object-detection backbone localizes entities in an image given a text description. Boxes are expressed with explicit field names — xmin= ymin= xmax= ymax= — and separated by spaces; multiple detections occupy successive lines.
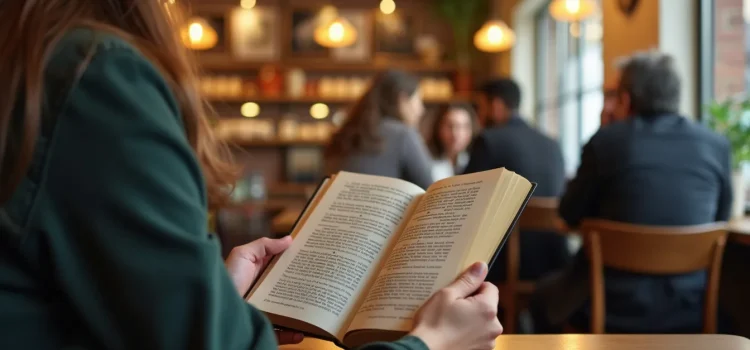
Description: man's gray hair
xmin=616 ymin=50 xmax=681 ymax=116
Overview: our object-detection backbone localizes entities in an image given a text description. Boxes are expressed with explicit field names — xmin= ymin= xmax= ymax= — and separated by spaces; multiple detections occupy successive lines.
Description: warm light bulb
xmin=314 ymin=16 xmax=357 ymax=48
xmin=328 ymin=21 xmax=345 ymax=42
xmin=549 ymin=0 xmax=597 ymax=22
xmin=310 ymin=103 xmax=330 ymax=119
xmin=181 ymin=17 xmax=218 ymax=50
xmin=240 ymin=0 xmax=256 ymax=9
xmin=474 ymin=20 xmax=515 ymax=52
xmin=241 ymin=102 xmax=261 ymax=118
xmin=487 ymin=25 xmax=503 ymax=44
xmin=188 ymin=22 xmax=204 ymax=43
xmin=565 ymin=0 xmax=581 ymax=14
xmin=380 ymin=0 xmax=396 ymax=14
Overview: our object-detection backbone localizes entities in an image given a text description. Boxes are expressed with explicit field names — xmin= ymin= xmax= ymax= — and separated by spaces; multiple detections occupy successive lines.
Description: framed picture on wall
xmin=330 ymin=9 xmax=372 ymax=62
xmin=230 ymin=7 xmax=280 ymax=61
xmin=287 ymin=9 xmax=329 ymax=57
xmin=374 ymin=11 xmax=419 ymax=58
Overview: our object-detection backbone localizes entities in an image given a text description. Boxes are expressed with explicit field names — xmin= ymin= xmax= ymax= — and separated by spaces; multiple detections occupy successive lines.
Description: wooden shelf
xmin=224 ymin=139 xmax=327 ymax=147
xmin=198 ymin=58 xmax=460 ymax=73
xmin=208 ymin=95 xmax=470 ymax=104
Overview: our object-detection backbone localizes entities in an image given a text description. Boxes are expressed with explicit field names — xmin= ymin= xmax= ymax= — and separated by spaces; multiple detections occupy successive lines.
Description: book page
xmin=247 ymin=172 xmax=424 ymax=339
xmin=346 ymin=169 xmax=507 ymax=334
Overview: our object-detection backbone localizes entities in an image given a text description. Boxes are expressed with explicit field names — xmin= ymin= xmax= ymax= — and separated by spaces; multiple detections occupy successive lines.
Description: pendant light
xmin=314 ymin=16 xmax=358 ymax=48
xmin=549 ymin=0 xmax=598 ymax=22
xmin=474 ymin=20 xmax=515 ymax=53
xmin=181 ymin=17 xmax=218 ymax=50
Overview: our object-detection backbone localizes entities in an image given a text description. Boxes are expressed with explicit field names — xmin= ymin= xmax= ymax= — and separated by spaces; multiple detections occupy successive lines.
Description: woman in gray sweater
xmin=326 ymin=70 xmax=434 ymax=189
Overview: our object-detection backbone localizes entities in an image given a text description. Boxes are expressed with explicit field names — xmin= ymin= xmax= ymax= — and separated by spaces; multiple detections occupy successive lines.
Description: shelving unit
xmin=198 ymin=57 xmax=460 ymax=74
xmin=207 ymin=95 xmax=472 ymax=104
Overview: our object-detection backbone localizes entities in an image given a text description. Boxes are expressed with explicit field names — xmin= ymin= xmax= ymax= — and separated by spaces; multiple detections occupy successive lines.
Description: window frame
xmin=698 ymin=0 xmax=715 ymax=123
xmin=532 ymin=1 xmax=603 ymax=175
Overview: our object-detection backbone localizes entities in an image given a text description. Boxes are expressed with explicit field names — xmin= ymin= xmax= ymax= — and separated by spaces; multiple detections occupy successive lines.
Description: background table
xmin=729 ymin=217 xmax=750 ymax=244
xmin=280 ymin=334 xmax=750 ymax=350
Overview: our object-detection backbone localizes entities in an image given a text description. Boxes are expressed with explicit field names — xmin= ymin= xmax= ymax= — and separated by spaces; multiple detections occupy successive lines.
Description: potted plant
xmin=434 ymin=0 xmax=486 ymax=94
xmin=706 ymin=97 xmax=750 ymax=218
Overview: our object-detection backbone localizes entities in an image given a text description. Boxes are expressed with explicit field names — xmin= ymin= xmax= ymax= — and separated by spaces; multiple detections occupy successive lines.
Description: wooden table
xmin=280 ymin=334 xmax=750 ymax=350
xmin=729 ymin=217 xmax=750 ymax=244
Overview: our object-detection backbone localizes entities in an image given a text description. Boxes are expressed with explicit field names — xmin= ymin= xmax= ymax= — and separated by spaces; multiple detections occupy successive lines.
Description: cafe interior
xmin=134 ymin=0 xmax=750 ymax=348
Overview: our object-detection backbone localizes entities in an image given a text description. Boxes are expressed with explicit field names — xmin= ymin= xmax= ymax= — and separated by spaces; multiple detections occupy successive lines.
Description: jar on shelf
xmin=315 ymin=122 xmax=332 ymax=141
xmin=228 ymin=77 xmax=243 ymax=98
xmin=278 ymin=117 xmax=300 ymax=141
xmin=305 ymin=80 xmax=318 ymax=97
xmin=350 ymin=78 xmax=367 ymax=98
xmin=286 ymin=68 xmax=306 ymax=98
xmin=436 ymin=78 xmax=454 ymax=99
xmin=421 ymin=78 xmax=439 ymax=100
xmin=259 ymin=64 xmax=283 ymax=97
xmin=318 ymin=77 xmax=335 ymax=98
xmin=333 ymin=77 xmax=348 ymax=99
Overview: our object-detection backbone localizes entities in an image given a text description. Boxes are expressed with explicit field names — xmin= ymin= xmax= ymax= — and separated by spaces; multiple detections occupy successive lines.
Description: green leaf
xmin=705 ymin=96 xmax=750 ymax=169
xmin=433 ymin=0 xmax=487 ymax=60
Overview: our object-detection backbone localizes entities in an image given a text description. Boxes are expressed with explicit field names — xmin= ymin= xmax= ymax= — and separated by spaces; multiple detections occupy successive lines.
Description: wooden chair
xmin=499 ymin=197 xmax=568 ymax=333
xmin=580 ymin=219 xmax=729 ymax=334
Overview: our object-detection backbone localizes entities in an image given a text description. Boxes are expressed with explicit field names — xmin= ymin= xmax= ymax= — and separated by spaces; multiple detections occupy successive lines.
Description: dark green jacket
xmin=0 ymin=28 xmax=427 ymax=350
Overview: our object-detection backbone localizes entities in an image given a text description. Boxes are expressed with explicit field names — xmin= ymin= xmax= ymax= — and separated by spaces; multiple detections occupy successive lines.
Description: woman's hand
xmin=409 ymin=262 xmax=503 ymax=350
xmin=225 ymin=236 xmax=303 ymax=345
xmin=225 ymin=236 xmax=293 ymax=296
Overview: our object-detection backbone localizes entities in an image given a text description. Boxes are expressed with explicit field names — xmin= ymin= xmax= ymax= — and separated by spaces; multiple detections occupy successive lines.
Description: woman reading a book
xmin=0 ymin=1 xmax=502 ymax=349
xmin=325 ymin=70 xmax=435 ymax=190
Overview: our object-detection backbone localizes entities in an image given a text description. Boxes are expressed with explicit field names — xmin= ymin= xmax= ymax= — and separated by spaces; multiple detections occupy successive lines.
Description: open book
xmin=247 ymin=168 xmax=535 ymax=349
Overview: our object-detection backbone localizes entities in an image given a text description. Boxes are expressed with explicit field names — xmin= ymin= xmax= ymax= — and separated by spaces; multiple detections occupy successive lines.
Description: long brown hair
xmin=0 ymin=1 xmax=237 ymax=208
xmin=427 ymin=103 xmax=479 ymax=158
xmin=325 ymin=70 xmax=419 ymax=158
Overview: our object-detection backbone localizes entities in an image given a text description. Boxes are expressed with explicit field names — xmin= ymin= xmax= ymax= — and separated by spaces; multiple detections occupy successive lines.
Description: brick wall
xmin=713 ymin=0 xmax=746 ymax=101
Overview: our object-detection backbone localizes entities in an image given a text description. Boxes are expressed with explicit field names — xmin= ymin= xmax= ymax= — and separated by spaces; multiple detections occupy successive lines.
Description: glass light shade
xmin=314 ymin=17 xmax=358 ymax=48
xmin=549 ymin=0 xmax=598 ymax=22
xmin=181 ymin=17 xmax=218 ymax=50
xmin=473 ymin=20 xmax=515 ymax=53
xmin=380 ymin=0 xmax=396 ymax=15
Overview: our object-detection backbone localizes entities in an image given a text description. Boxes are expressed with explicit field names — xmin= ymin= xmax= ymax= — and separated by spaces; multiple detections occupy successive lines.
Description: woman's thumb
xmin=445 ymin=262 xmax=488 ymax=298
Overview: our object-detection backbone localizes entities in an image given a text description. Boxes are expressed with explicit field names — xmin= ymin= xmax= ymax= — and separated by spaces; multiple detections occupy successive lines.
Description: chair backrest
xmin=581 ymin=219 xmax=728 ymax=274
xmin=517 ymin=197 xmax=564 ymax=232
xmin=580 ymin=219 xmax=728 ymax=334
xmin=501 ymin=197 xmax=566 ymax=334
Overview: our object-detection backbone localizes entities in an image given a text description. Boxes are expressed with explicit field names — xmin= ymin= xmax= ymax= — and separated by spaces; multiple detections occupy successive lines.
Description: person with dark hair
xmin=464 ymin=78 xmax=570 ymax=290
xmin=325 ymin=70 xmax=434 ymax=189
xmin=428 ymin=103 xmax=479 ymax=181
xmin=531 ymin=50 xmax=733 ymax=334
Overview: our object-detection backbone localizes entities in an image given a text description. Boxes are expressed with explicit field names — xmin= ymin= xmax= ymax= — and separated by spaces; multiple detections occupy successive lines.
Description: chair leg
xmin=503 ymin=292 xmax=516 ymax=334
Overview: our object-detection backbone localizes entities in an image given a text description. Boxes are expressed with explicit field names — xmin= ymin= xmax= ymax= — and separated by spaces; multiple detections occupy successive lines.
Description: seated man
xmin=532 ymin=51 xmax=732 ymax=333
xmin=464 ymin=78 xmax=569 ymax=282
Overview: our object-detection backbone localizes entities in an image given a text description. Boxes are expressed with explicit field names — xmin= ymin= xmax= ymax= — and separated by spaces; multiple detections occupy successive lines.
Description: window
xmin=534 ymin=2 xmax=604 ymax=176
xmin=700 ymin=0 xmax=748 ymax=107
xmin=701 ymin=0 xmax=750 ymax=184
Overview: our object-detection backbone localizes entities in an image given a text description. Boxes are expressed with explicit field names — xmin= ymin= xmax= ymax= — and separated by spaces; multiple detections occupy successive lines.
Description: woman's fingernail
xmin=470 ymin=262 xmax=486 ymax=276
xmin=294 ymin=333 xmax=304 ymax=342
